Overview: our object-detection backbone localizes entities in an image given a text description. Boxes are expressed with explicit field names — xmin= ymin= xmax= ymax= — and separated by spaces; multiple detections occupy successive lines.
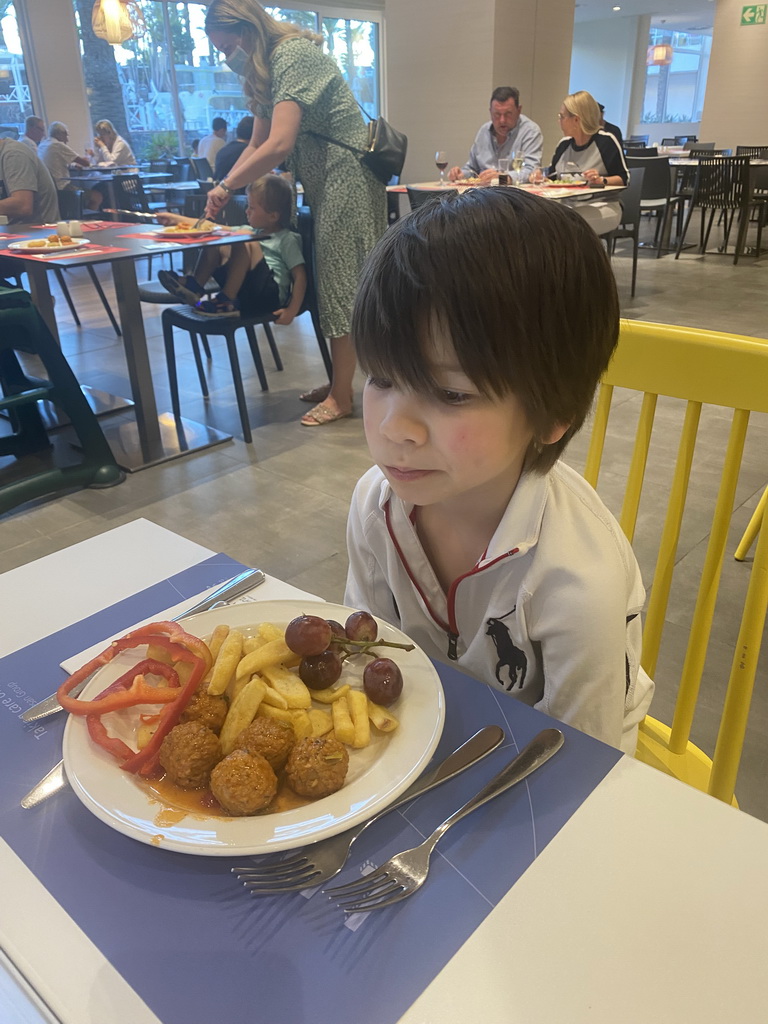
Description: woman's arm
xmin=206 ymin=102 xmax=302 ymax=216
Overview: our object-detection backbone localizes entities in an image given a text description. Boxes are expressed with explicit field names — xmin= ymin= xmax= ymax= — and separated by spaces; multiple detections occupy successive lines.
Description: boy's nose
xmin=379 ymin=395 xmax=427 ymax=445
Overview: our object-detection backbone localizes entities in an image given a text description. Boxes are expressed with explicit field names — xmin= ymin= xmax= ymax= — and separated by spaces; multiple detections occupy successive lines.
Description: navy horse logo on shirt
xmin=486 ymin=608 xmax=527 ymax=690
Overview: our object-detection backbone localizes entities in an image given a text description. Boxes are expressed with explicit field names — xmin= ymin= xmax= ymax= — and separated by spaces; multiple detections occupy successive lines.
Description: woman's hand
xmin=205 ymin=185 xmax=232 ymax=219
xmin=583 ymin=168 xmax=604 ymax=186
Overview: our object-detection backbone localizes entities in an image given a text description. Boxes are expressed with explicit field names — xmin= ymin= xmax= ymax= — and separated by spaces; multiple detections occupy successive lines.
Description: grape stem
xmin=336 ymin=638 xmax=415 ymax=660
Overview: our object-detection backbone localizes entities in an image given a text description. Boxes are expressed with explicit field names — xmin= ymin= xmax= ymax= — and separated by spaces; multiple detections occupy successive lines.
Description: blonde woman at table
xmin=203 ymin=0 xmax=387 ymax=426
xmin=531 ymin=90 xmax=629 ymax=236
xmin=345 ymin=188 xmax=654 ymax=753
xmin=90 ymin=119 xmax=137 ymax=167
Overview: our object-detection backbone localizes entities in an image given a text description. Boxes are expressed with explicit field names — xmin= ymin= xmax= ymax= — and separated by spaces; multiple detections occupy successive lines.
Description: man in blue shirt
xmin=448 ymin=86 xmax=543 ymax=184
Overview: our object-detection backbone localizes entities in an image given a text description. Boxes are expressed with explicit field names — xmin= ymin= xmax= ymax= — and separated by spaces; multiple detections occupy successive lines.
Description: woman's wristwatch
xmin=602 ymin=176 xmax=608 ymax=186
xmin=217 ymin=180 xmax=234 ymax=194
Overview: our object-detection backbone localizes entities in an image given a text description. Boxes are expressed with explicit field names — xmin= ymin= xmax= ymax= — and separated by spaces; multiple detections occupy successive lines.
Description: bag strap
xmin=306 ymin=129 xmax=366 ymax=157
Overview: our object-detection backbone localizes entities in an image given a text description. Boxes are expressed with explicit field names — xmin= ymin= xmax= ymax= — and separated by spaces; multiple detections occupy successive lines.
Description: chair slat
xmin=710 ymin=497 xmax=768 ymax=800
xmin=620 ymin=392 xmax=656 ymax=542
xmin=641 ymin=400 xmax=701 ymax=677
xmin=669 ymin=408 xmax=750 ymax=752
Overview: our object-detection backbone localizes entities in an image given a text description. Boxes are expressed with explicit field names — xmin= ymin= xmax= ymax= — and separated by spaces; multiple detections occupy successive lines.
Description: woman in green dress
xmin=204 ymin=0 xmax=387 ymax=426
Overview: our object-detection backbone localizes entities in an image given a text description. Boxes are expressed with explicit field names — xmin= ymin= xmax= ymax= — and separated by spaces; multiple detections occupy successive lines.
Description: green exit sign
xmin=741 ymin=4 xmax=767 ymax=24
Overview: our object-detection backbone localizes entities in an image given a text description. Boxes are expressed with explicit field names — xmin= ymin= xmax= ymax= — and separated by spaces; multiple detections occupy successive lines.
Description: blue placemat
xmin=1 ymin=579 xmax=621 ymax=1024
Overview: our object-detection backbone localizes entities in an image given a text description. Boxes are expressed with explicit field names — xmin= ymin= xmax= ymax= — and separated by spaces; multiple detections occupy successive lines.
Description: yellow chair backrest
xmin=583 ymin=319 xmax=768 ymax=804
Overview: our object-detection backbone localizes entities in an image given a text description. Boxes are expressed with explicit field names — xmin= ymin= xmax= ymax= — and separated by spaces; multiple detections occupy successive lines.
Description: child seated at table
xmin=157 ymin=174 xmax=306 ymax=321
xmin=344 ymin=188 xmax=654 ymax=753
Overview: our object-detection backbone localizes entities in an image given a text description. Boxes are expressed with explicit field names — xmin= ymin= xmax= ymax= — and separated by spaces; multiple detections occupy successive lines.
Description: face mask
xmin=224 ymin=46 xmax=249 ymax=76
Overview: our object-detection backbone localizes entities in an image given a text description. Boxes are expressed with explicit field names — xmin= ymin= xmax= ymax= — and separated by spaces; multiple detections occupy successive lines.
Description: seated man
xmin=198 ymin=117 xmax=228 ymax=166
xmin=598 ymin=104 xmax=624 ymax=149
xmin=448 ymin=86 xmax=543 ymax=183
xmin=38 ymin=122 xmax=91 ymax=190
xmin=0 ymin=137 xmax=59 ymax=225
xmin=20 ymin=116 xmax=46 ymax=152
xmin=214 ymin=115 xmax=254 ymax=186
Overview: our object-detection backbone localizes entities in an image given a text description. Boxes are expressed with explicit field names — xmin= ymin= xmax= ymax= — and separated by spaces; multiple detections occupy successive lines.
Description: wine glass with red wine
xmin=435 ymin=151 xmax=448 ymax=185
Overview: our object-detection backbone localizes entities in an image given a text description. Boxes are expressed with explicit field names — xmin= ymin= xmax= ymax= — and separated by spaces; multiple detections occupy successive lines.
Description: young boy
xmin=345 ymin=188 xmax=654 ymax=753
xmin=158 ymin=174 xmax=306 ymax=321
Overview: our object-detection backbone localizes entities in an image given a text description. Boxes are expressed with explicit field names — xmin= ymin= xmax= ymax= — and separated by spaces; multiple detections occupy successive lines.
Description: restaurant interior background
xmin=1 ymin=1 xmax=767 ymax=816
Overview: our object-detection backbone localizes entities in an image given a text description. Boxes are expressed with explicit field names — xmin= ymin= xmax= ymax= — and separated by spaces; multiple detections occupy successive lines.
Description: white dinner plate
xmin=7 ymin=238 xmax=91 ymax=253
xmin=62 ymin=600 xmax=445 ymax=857
xmin=152 ymin=226 xmax=219 ymax=238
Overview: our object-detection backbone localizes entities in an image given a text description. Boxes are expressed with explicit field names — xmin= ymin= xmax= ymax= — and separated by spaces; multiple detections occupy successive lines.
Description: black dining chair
xmin=191 ymin=157 xmax=213 ymax=180
xmin=406 ymin=186 xmax=452 ymax=211
xmin=111 ymin=174 xmax=167 ymax=216
xmin=0 ymin=283 xmax=123 ymax=514
xmin=627 ymin=134 xmax=650 ymax=145
xmin=160 ymin=206 xmax=331 ymax=443
xmin=625 ymin=156 xmax=685 ymax=256
xmin=603 ymin=167 xmax=644 ymax=297
xmin=627 ymin=147 xmax=658 ymax=158
xmin=735 ymin=146 xmax=768 ymax=159
xmin=674 ymin=155 xmax=766 ymax=263
xmin=661 ymin=138 xmax=677 ymax=146
xmin=675 ymin=135 xmax=697 ymax=145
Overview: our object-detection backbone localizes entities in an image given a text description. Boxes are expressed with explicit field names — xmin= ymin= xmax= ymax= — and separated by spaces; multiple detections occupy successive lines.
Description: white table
xmin=2 ymin=520 xmax=768 ymax=1024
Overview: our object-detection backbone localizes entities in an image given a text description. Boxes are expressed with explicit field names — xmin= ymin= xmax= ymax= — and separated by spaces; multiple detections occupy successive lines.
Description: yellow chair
xmin=583 ymin=320 xmax=768 ymax=804
xmin=735 ymin=485 xmax=767 ymax=561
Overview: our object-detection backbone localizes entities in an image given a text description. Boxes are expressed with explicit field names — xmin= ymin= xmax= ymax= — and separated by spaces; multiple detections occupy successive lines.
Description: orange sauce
xmin=140 ymin=772 xmax=311 ymax=825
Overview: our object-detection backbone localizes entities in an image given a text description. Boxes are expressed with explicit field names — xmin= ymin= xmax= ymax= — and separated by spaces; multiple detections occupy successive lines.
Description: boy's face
xmin=246 ymin=196 xmax=280 ymax=231
xmin=363 ymin=332 xmax=551 ymax=513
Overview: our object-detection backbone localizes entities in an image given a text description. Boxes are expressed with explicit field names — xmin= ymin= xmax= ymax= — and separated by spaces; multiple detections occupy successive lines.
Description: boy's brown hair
xmin=352 ymin=188 xmax=620 ymax=474
xmin=247 ymin=174 xmax=293 ymax=230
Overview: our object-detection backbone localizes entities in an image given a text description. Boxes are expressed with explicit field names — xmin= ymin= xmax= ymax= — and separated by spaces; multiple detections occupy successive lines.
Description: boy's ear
xmin=541 ymin=422 xmax=570 ymax=446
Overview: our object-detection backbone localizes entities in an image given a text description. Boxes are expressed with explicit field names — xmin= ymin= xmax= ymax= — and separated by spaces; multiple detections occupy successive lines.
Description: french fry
xmin=331 ymin=695 xmax=355 ymax=746
xmin=347 ymin=689 xmax=371 ymax=748
xmin=258 ymin=704 xmax=294 ymax=726
xmin=261 ymin=685 xmax=289 ymax=709
xmin=235 ymin=639 xmax=292 ymax=680
xmin=255 ymin=622 xmax=284 ymax=644
xmin=206 ymin=624 xmax=230 ymax=665
xmin=242 ymin=635 xmax=266 ymax=655
xmin=136 ymin=721 xmax=158 ymax=750
xmin=228 ymin=674 xmax=252 ymax=703
xmin=147 ymin=641 xmax=173 ymax=665
xmin=311 ymin=683 xmax=350 ymax=705
xmin=367 ymin=699 xmax=400 ymax=733
xmin=220 ymin=677 xmax=266 ymax=754
xmin=261 ymin=664 xmax=312 ymax=708
xmin=290 ymin=709 xmax=313 ymax=741
xmin=308 ymin=708 xmax=333 ymax=737
xmin=207 ymin=628 xmax=244 ymax=695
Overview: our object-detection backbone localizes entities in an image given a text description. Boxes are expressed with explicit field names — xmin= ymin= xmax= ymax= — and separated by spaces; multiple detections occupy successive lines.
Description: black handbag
xmin=309 ymin=106 xmax=408 ymax=185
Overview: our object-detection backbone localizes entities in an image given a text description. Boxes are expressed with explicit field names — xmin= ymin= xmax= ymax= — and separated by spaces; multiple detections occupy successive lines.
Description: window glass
xmin=642 ymin=27 xmax=711 ymax=127
xmin=0 ymin=1 xmax=34 ymax=138
xmin=72 ymin=1 xmax=382 ymax=159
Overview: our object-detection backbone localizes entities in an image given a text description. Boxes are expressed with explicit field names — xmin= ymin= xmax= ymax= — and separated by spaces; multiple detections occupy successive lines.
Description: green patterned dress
xmin=257 ymin=38 xmax=387 ymax=338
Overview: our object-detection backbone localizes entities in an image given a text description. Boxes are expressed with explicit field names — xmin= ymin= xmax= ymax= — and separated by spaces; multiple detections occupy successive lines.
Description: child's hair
xmin=352 ymin=188 xmax=620 ymax=474
xmin=247 ymin=173 xmax=293 ymax=229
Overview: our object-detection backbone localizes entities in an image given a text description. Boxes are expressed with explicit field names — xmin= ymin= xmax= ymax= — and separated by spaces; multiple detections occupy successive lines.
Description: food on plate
xmin=159 ymin=720 xmax=222 ymax=789
xmin=363 ymin=657 xmax=404 ymax=707
xmin=285 ymin=735 xmax=349 ymax=799
xmin=210 ymin=750 xmax=278 ymax=815
xmin=180 ymin=687 xmax=228 ymax=733
xmin=160 ymin=220 xmax=216 ymax=234
xmin=235 ymin=717 xmax=295 ymax=771
xmin=27 ymin=240 xmax=48 ymax=248
xmin=59 ymin=610 xmax=411 ymax=819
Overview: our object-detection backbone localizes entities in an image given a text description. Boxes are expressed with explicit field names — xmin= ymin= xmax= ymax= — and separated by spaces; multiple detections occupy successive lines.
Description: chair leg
xmin=244 ymin=325 xmax=268 ymax=391
xmin=262 ymin=322 xmax=283 ymax=371
xmin=194 ymin=332 xmax=212 ymax=359
xmin=188 ymin=334 xmax=209 ymax=397
xmin=733 ymin=207 xmax=751 ymax=265
xmin=630 ymin=231 xmax=639 ymax=297
xmin=735 ymin=486 xmax=768 ymax=560
xmin=224 ymin=329 xmax=253 ymax=443
xmin=161 ymin=315 xmax=182 ymax=422
xmin=85 ymin=265 xmax=121 ymax=337
xmin=674 ymin=202 xmax=696 ymax=259
xmin=53 ymin=269 xmax=81 ymax=326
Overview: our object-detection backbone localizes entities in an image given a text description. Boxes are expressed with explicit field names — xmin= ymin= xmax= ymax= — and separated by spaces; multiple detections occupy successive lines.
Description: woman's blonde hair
xmin=94 ymin=119 xmax=117 ymax=141
xmin=205 ymin=0 xmax=322 ymax=109
xmin=562 ymin=90 xmax=601 ymax=137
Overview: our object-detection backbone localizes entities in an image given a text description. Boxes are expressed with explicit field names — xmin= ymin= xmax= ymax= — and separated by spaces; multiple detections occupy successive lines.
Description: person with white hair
xmin=37 ymin=121 xmax=91 ymax=190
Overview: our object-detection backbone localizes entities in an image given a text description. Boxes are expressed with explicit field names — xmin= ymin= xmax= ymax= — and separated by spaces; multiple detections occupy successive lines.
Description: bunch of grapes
xmin=284 ymin=611 xmax=411 ymax=706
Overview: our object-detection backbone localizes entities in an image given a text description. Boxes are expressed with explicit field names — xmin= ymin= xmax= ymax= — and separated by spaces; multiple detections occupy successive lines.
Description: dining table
xmin=2 ymin=518 xmax=768 ymax=1024
xmin=0 ymin=221 xmax=257 ymax=471
xmin=58 ymin=170 xmax=174 ymax=211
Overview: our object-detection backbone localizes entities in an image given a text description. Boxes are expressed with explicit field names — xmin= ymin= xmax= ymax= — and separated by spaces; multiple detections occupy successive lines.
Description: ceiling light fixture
xmin=647 ymin=43 xmax=674 ymax=66
xmin=92 ymin=0 xmax=145 ymax=45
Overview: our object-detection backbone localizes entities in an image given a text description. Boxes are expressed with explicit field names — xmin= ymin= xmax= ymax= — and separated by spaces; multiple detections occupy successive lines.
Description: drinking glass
xmin=435 ymin=150 xmax=448 ymax=185
xmin=497 ymin=157 xmax=510 ymax=185
xmin=511 ymin=151 xmax=524 ymax=183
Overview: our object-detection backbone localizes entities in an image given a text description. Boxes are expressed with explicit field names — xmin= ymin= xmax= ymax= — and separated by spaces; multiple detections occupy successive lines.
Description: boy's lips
xmin=385 ymin=465 xmax=435 ymax=482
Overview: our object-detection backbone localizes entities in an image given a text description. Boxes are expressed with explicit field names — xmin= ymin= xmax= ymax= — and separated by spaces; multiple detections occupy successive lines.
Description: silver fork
xmin=232 ymin=725 xmax=504 ymax=895
xmin=325 ymin=728 xmax=564 ymax=913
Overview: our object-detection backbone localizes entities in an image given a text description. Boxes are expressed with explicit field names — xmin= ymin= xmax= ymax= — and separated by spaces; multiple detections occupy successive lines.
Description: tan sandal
xmin=299 ymin=384 xmax=331 ymax=403
xmin=300 ymin=401 xmax=352 ymax=427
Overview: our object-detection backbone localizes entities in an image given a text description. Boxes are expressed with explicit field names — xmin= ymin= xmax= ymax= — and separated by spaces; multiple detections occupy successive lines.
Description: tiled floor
xmin=2 ymin=213 xmax=767 ymax=818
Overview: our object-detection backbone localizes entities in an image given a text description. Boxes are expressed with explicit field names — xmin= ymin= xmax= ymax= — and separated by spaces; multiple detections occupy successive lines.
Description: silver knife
xmin=20 ymin=569 xmax=265 ymax=723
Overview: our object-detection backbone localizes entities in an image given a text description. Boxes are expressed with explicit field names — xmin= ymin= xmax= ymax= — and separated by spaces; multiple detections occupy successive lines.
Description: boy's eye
xmin=367 ymin=377 xmax=393 ymax=390
xmin=439 ymin=389 xmax=471 ymax=405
